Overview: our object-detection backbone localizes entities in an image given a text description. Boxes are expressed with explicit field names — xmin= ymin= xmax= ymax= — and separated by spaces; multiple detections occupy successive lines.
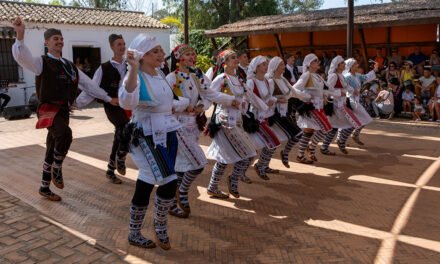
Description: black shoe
xmin=38 ymin=187 xmax=62 ymax=201
xmin=116 ymin=157 xmax=126 ymax=175
xmin=106 ymin=170 xmax=122 ymax=184
xmin=51 ymin=166 xmax=64 ymax=189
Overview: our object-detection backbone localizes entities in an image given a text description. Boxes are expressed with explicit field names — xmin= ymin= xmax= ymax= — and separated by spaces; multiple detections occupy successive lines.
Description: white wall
xmin=5 ymin=22 xmax=170 ymax=107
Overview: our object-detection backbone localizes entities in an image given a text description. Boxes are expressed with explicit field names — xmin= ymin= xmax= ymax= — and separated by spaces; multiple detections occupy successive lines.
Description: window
xmin=0 ymin=27 xmax=19 ymax=82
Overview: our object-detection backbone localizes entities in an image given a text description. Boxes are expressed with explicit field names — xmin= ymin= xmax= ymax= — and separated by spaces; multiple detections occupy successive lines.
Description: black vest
xmin=35 ymin=55 xmax=79 ymax=104
xmin=99 ymin=61 xmax=123 ymax=98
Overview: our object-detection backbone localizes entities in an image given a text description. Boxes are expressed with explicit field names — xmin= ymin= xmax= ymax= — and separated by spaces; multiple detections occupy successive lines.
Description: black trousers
xmin=131 ymin=179 xmax=177 ymax=207
xmin=0 ymin=93 xmax=11 ymax=110
xmin=44 ymin=107 xmax=72 ymax=164
xmin=104 ymin=103 xmax=130 ymax=161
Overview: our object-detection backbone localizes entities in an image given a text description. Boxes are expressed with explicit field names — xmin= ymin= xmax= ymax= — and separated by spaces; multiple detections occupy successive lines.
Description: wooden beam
xmin=358 ymin=28 xmax=369 ymax=70
xmin=234 ymin=37 xmax=248 ymax=49
xmin=210 ymin=38 xmax=218 ymax=50
xmin=309 ymin=32 xmax=313 ymax=47
xmin=273 ymin=34 xmax=285 ymax=58
xmin=386 ymin=27 xmax=391 ymax=56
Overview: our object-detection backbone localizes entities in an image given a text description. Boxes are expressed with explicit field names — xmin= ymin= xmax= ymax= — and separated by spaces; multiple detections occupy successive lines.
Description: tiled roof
xmin=0 ymin=1 xmax=169 ymax=29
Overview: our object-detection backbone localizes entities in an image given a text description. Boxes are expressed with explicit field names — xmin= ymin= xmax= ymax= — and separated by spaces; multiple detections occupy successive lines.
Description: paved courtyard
xmin=0 ymin=108 xmax=439 ymax=263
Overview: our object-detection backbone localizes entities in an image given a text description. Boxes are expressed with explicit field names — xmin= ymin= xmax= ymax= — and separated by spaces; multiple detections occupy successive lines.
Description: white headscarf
xmin=127 ymin=33 xmax=161 ymax=61
xmin=328 ymin=55 xmax=345 ymax=75
xmin=265 ymin=56 xmax=283 ymax=79
xmin=302 ymin=53 xmax=318 ymax=73
xmin=344 ymin=58 xmax=357 ymax=75
xmin=247 ymin=55 xmax=267 ymax=80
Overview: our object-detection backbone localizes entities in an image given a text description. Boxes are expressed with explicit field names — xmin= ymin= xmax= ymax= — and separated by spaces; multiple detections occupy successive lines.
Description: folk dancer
xmin=293 ymin=54 xmax=333 ymax=164
xmin=342 ymin=59 xmax=379 ymax=146
xmin=166 ymin=44 xmax=239 ymax=217
xmin=120 ymin=34 xmax=189 ymax=250
xmin=265 ymin=57 xmax=305 ymax=168
xmin=245 ymin=56 xmax=281 ymax=181
xmin=76 ymin=34 xmax=129 ymax=184
xmin=206 ymin=50 xmax=266 ymax=198
xmin=11 ymin=17 xmax=117 ymax=202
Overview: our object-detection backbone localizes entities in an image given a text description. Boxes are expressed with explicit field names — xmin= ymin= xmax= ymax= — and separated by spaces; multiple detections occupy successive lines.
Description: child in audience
xmin=402 ymin=86 xmax=414 ymax=113
xmin=412 ymin=97 xmax=424 ymax=121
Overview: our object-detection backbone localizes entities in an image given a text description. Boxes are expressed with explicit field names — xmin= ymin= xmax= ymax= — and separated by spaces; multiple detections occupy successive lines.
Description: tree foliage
xmin=69 ymin=0 xmax=127 ymax=9
xmin=160 ymin=0 xmax=324 ymax=30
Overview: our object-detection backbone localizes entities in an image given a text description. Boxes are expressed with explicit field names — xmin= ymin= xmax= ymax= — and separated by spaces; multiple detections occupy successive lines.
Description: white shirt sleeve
xmin=78 ymin=70 xmax=111 ymax=102
xmin=173 ymin=97 xmax=190 ymax=112
xmin=292 ymin=72 xmax=312 ymax=101
xmin=119 ymin=75 xmax=140 ymax=110
xmin=206 ymin=67 xmax=214 ymax=81
xmin=12 ymin=39 xmax=43 ymax=75
xmin=92 ymin=66 xmax=103 ymax=86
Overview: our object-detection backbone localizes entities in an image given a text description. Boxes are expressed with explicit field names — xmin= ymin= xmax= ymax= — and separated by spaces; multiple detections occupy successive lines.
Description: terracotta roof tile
xmin=0 ymin=1 xmax=169 ymax=29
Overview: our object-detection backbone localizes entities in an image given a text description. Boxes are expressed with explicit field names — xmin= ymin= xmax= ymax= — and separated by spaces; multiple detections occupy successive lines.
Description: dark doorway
xmin=72 ymin=47 xmax=101 ymax=78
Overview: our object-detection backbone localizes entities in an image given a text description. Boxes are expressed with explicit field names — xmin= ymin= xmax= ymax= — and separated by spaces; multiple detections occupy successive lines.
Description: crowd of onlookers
xmin=283 ymin=47 xmax=440 ymax=122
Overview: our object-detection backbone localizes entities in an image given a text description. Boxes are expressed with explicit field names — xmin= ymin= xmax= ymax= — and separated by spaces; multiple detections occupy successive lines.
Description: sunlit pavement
xmin=0 ymin=108 xmax=439 ymax=263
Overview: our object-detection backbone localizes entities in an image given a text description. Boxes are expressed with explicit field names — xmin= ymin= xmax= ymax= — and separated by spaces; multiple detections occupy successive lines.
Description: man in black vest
xmin=283 ymin=53 xmax=299 ymax=85
xmin=237 ymin=50 xmax=249 ymax=81
xmin=91 ymin=34 xmax=129 ymax=184
xmin=12 ymin=17 xmax=118 ymax=201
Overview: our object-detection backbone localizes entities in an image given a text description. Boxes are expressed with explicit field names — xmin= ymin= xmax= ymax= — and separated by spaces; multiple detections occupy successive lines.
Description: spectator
xmin=236 ymin=50 xmax=249 ymax=80
xmin=407 ymin=47 xmax=429 ymax=75
xmin=205 ymin=49 xmax=221 ymax=80
xmin=0 ymin=90 xmax=11 ymax=113
xmin=412 ymin=97 xmax=425 ymax=121
xmin=283 ymin=53 xmax=299 ymax=84
xmin=400 ymin=60 xmax=416 ymax=88
xmin=388 ymin=47 xmax=403 ymax=67
xmin=295 ymin=51 xmax=303 ymax=67
xmin=415 ymin=67 xmax=436 ymax=105
xmin=83 ymin=57 xmax=92 ymax=78
xmin=385 ymin=62 xmax=400 ymax=82
xmin=429 ymin=49 xmax=440 ymax=66
xmin=402 ymin=86 xmax=414 ymax=113
xmin=373 ymin=85 xmax=394 ymax=119
xmin=373 ymin=48 xmax=388 ymax=72
xmin=322 ymin=51 xmax=331 ymax=76
xmin=428 ymin=76 xmax=440 ymax=122
xmin=354 ymin=49 xmax=365 ymax=71
xmin=388 ymin=77 xmax=403 ymax=116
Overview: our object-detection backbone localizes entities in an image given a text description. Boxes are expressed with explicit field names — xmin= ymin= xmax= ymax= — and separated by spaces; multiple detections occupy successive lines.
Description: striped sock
xmin=256 ymin=147 xmax=276 ymax=172
xmin=298 ymin=132 xmax=313 ymax=157
xmin=308 ymin=130 xmax=325 ymax=155
xmin=208 ymin=162 xmax=227 ymax=192
xmin=322 ymin=128 xmax=338 ymax=150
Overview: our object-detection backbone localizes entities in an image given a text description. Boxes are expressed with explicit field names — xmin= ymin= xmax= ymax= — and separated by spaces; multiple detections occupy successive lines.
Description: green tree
xmin=69 ymin=0 xmax=127 ymax=9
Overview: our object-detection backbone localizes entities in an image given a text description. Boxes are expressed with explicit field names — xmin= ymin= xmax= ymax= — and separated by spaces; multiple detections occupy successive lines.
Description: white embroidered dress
xmin=166 ymin=71 xmax=235 ymax=172
xmin=344 ymin=71 xmax=376 ymax=126
xmin=119 ymin=70 xmax=189 ymax=185
xmin=326 ymin=73 xmax=355 ymax=129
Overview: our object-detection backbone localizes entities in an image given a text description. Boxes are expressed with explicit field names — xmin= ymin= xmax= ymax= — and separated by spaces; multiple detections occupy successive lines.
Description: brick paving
xmin=0 ymin=108 xmax=439 ymax=263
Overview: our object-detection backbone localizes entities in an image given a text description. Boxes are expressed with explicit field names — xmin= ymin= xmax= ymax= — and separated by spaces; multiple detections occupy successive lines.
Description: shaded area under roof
xmin=205 ymin=0 xmax=440 ymax=38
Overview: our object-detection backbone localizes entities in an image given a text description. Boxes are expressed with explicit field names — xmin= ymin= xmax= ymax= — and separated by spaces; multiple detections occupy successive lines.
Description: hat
xmin=44 ymin=28 xmax=62 ymax=40
xmin=265 ymin=56 xmax=283 ymax=79
xmin=404 ymin=60 xmax=414 ymax=66
xmin=127 ymin=34 xmax=161 ymax=61
xmin=389 ymin=77 xmax=399 ymax=86
xmin=172 ymin=44 xmax=194 ymax=60
xmin=302 ymin=53 xmax=318 ymax=72
xmin=328 ymin=55 xmax=344 ymax=74
xmin=247 ymin=55 xmax=267 ymax=79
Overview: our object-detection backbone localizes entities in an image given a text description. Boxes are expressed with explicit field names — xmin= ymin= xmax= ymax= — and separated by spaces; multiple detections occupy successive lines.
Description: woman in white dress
xmin=310 ymin=56 xmax=363 ymax=155
xmin=266 ymin=57 xmax=306 ymax=168
xmin=206 ymin=50 xmax=266 ymax=198
xmin=166 ymin=44 xmax=238 ymax=217
xmin=293 ymin=54 xmax=334 ymax=164
xmin=119 ymin=34 xmax=190 ymax=250
xmin=343 ymin=59 xmax=379 ymax=145
xmin=245 ymin=56 xmax=281 ymax=180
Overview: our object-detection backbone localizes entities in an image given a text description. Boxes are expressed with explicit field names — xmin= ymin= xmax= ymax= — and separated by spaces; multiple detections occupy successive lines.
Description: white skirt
xmin=297 ymin=115 xmax=322 ymax=130
xmin=207 ymin=126 xmax=257 ymax=164
xmin=175 ymin=125 xmax=207 ymax=172
xmin=350 ymin=99 xmax=373 ymax=126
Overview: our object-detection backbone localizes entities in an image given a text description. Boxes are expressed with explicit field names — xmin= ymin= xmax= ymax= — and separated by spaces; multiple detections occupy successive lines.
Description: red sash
xmin=310 ymin=109 xmax=332 ymax=133
xmin=36 ymin=103 xmax=61 ymax=129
